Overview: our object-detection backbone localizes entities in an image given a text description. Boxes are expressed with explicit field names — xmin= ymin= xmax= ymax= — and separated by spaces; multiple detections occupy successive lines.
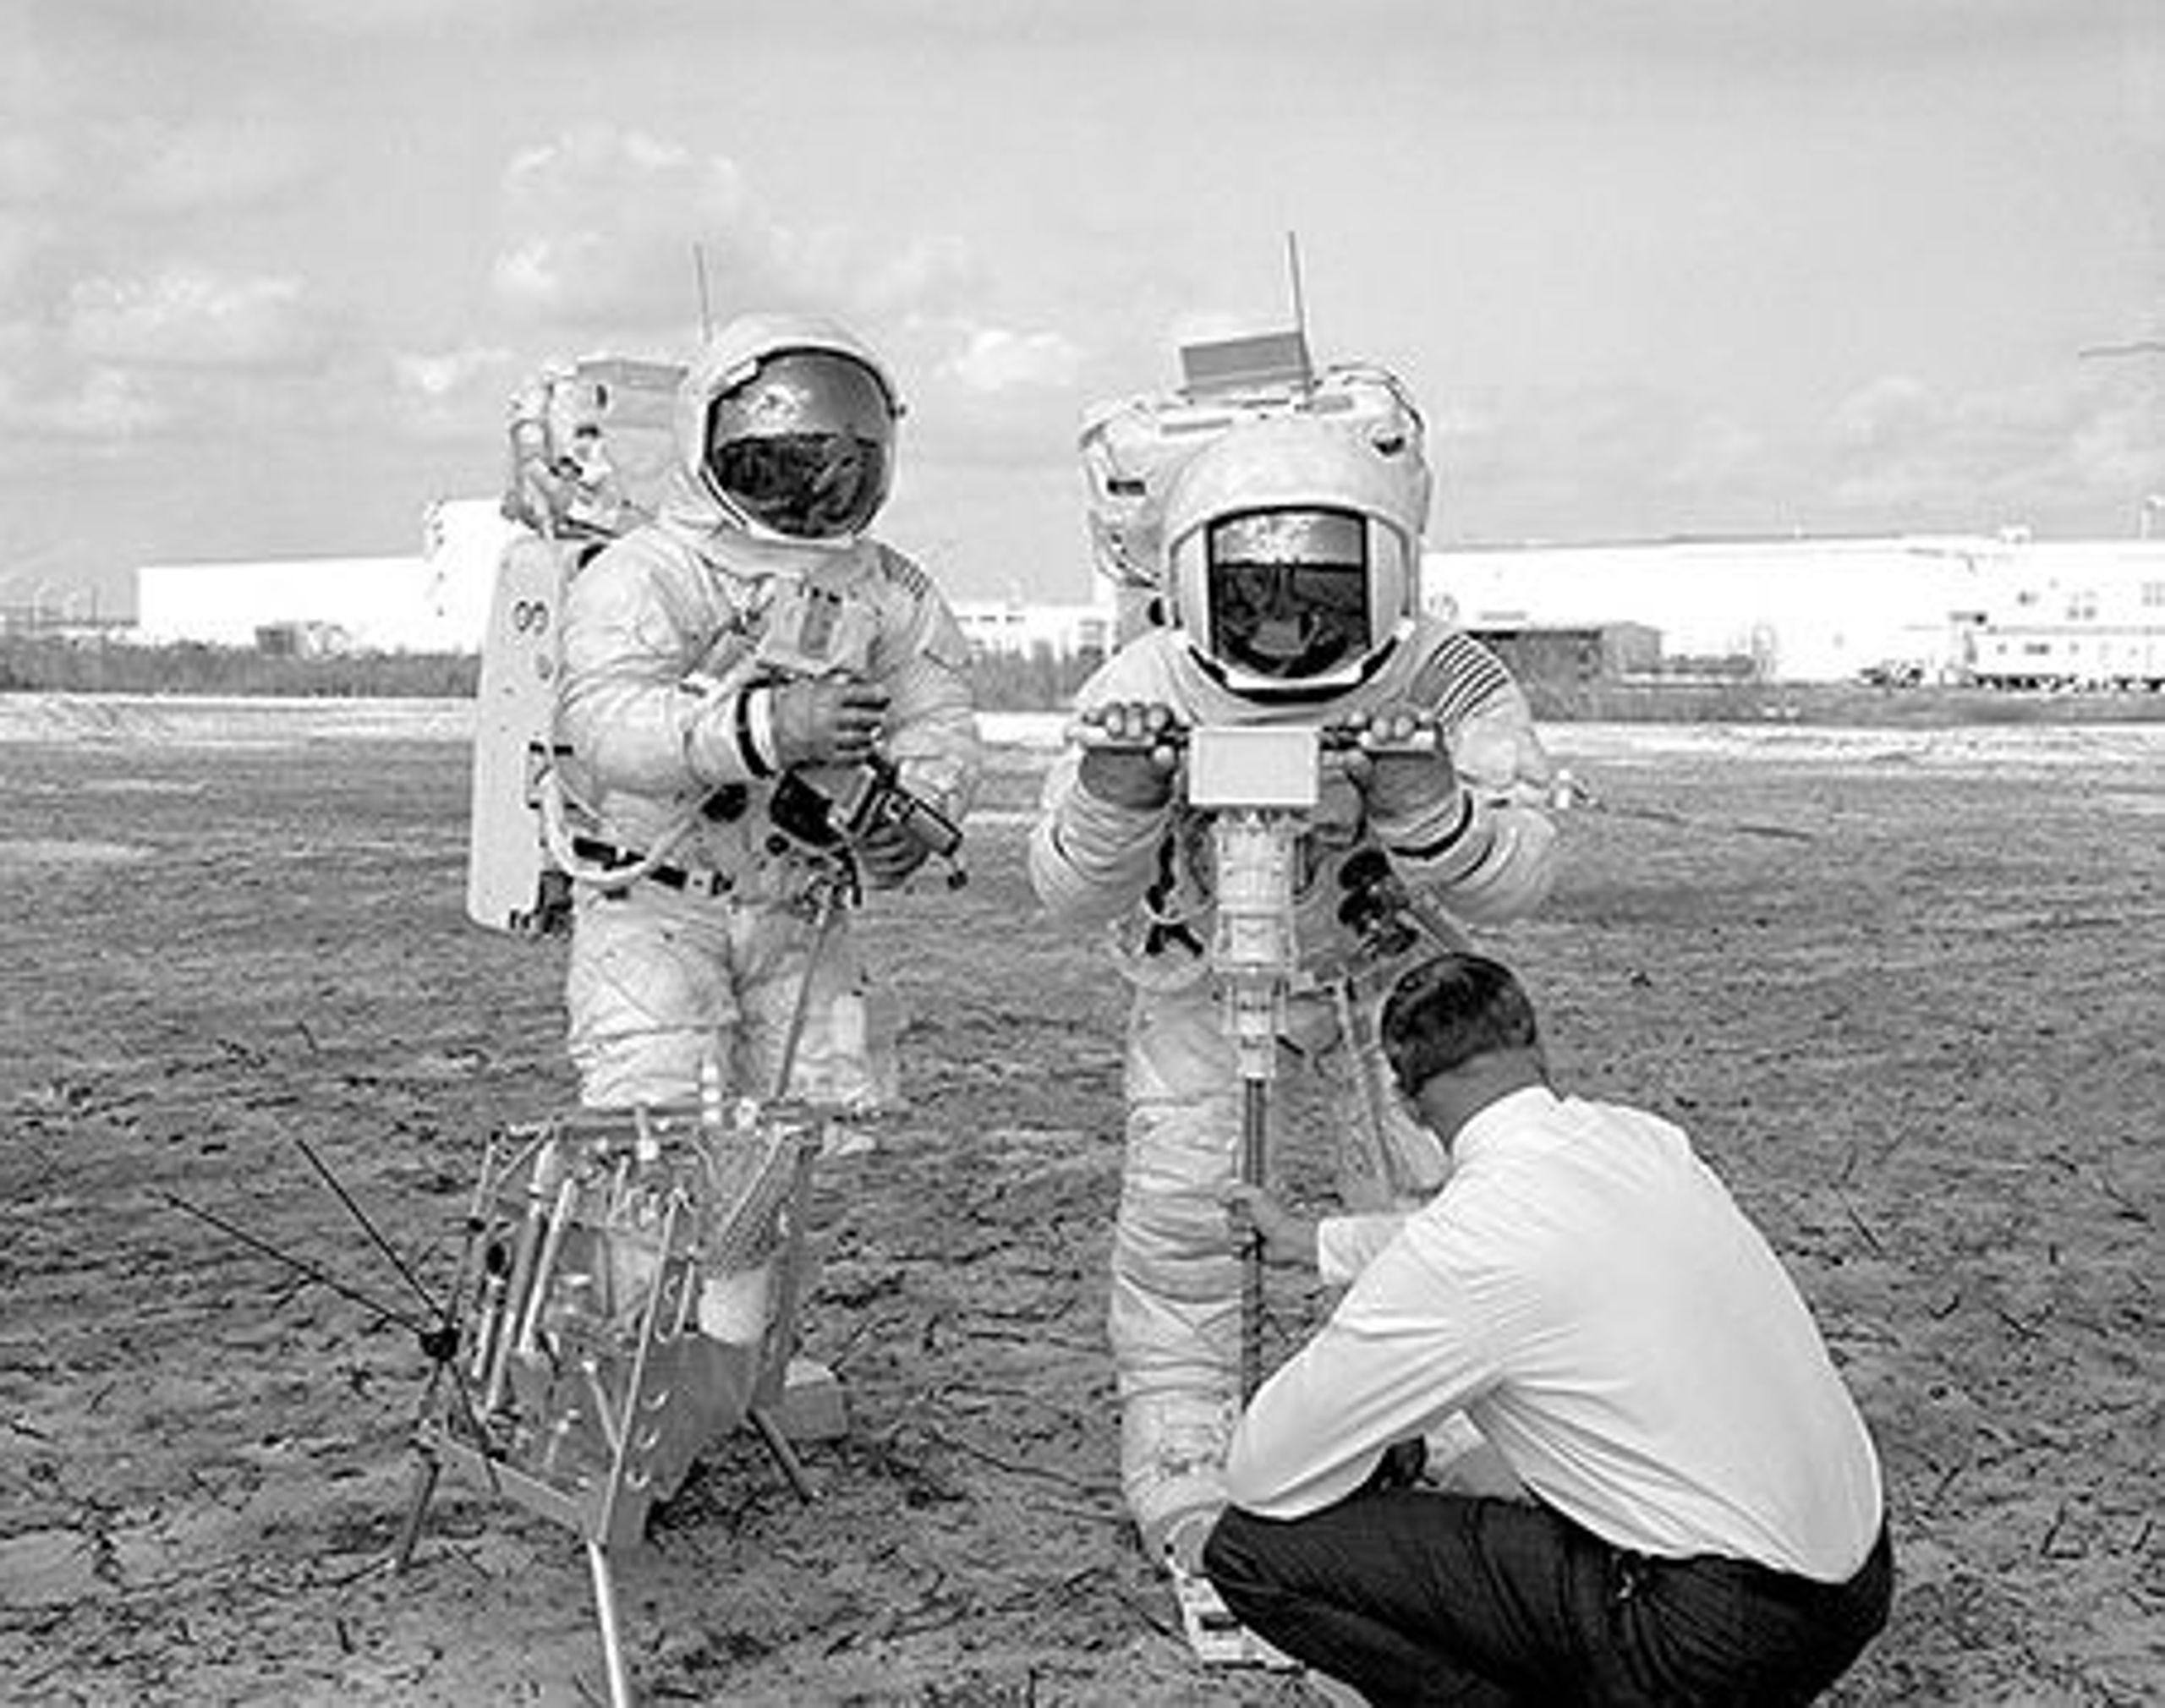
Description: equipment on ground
xmin=418 ymin=814 xmax=872 ymax=1706
xmin=392 ymin=1094 xmax=840 ymax=1708
xmin=152 ymin=1102 xmax=840 ymax=1708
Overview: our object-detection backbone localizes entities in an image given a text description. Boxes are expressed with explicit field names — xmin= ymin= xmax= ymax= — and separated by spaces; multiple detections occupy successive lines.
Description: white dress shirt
xmin=1224 ymin=1086 xmax=1885 ymax=1583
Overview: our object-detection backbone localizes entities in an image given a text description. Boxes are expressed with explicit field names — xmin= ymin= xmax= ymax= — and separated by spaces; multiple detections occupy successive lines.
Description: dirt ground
xmin=1 ymin=696 xmax=2158 ymax=1706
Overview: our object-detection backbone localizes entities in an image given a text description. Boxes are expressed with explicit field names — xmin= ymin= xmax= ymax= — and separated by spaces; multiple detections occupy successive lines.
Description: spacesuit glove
xmin=1075 ymin=701 xmax=1181 ymax=810
xmin=767 ymin=675 xmax=891 ymax=769
xmin=1345 ymin=704 xmax=1461 ymax=828
xmin=856 ymin=819 xmax=929 ymax=889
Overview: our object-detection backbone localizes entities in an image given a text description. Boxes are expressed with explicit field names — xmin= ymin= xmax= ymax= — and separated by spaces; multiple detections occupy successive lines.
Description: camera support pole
xmin=1190 ymin=728 xmax=1321 ymax=1403
xmin=735 ymin=862 xmax=854 ymax=1503
xmin=771 ymin=867 xmax=851 ymax=1103
xmin=1211 ymin=808 xmax=1299 ymax=1401
xmin=1237 ymin=1074 xmax=1269 ymax=1399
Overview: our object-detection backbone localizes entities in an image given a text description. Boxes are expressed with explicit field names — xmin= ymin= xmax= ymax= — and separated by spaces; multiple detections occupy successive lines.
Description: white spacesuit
xmin=554 ymin=312 xmax=981 ymax=1114
xmin=1028 ymin=413 xmax=1559 ymax=1570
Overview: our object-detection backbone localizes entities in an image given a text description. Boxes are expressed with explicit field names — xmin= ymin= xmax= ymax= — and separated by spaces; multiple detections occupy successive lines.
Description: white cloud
xmin=941 ymin=326 xmax=1085 ymax=395
xmin=1819 ymin=371 xmax=2164 ymax=534
xmin=64 ymin=265 xmax=335 ymax=370
xmin=40 ymin=366 xmax=170 ymax=438
xmin=0 ymin=130 xmax=69 ymax=202
xmin=849 ymin=234 xmax=984 ymax=319
xmin=493 ymin=125 xmax=767 ymax=329
xmin=395 ymin=344 xmax=513 ymax=401
xmin=491 ymin=124 xmax=991 ymax=340
xmin=391 ymin=342 xmax=519 ymax=441
xmin=1422 ymin=359 xmax=2165 ymax=544
xmin=0 ymin=211 xmax=47 ymax=305
xmin=1661 ymin=414 xmax=1769 ymax=492
xmin=0 ymin=118 xmax=313 ymax=216
xmin=1830 ymin=375 xmax=1938 ymax=453
xmin=114 ymin=119 xmax=317 ymax=213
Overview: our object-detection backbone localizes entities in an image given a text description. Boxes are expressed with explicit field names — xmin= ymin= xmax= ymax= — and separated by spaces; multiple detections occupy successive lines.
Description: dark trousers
xmin=1203 ymin=1491 xmax=1892 ymax=1706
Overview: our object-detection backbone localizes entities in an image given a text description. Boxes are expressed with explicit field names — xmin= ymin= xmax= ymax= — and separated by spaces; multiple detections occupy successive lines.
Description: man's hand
xmin=1343 ymin=704 xmax=1459 ymax=824
xmin=769 ymin=676 xmax=890 ymax=769
xmin=1223 ymin=1182 xmax=1319 ymax=1271
xmin=1077 ymin=701 xmax=1181 ymax=810
xmin=1362 ymin=1437 xmax=1430 ymax=1493
xmin=856 ymin=819 xmax=929 ymax=889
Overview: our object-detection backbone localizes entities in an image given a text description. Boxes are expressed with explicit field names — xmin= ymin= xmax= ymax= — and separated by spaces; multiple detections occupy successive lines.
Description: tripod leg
xmin=390 ymin=1451 xmax=440 ymax=1572
xmin=747 ymin=1404 xmax=817 ymax=1503
xmin=586 ymin=1538 xmax=635 ymax=1708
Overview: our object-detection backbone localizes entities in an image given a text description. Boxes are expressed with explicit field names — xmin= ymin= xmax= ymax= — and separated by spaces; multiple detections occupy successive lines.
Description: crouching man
xmin=1206 ymin=952 xmax=1893 ymax=1705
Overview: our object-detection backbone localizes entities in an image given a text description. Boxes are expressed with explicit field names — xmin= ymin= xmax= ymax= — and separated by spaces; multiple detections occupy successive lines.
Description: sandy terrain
xmin=1 ymin=696 xmax=2158 ymax=1705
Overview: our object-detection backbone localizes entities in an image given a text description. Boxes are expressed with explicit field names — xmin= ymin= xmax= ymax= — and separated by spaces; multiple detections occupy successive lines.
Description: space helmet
xmin=1162 ymin=413 xmax=1430 ymax=700
xmin=685 ymin=315 xmax=903 ymax=545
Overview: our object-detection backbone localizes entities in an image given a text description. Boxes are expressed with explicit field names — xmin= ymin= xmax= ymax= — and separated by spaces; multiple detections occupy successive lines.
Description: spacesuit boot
xmin=1126 ymin=1396 xmax=1296 ymax=1672
xmin=1121 ymin=1392 xmax=1239 ymax=1568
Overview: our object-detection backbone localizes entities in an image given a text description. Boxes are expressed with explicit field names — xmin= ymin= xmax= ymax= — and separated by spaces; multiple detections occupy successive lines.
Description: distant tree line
xmin=0 ymin=637 xmax=480 ymax=698
xmin=8 ymin=634 xmax=2160 ymax=727
xmin=0 ymin=635 xmax=1101 ymax=711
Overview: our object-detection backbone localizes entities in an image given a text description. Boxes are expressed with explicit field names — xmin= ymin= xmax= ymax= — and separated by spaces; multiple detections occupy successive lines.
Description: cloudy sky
xmin=6 ymin=0 xmax=2162 ymax=619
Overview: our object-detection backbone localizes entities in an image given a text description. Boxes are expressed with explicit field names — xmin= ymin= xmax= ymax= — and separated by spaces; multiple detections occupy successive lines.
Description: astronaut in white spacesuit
xmin=553 ymin=311 xmax=980 ymax=1116
xmin=1028 ymin=410 xmax=1560 ymax=1577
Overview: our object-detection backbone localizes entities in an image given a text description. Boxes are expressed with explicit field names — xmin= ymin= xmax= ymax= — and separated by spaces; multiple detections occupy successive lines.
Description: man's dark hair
xmin=1379 ymin=952 xmax=1541 ymax=1096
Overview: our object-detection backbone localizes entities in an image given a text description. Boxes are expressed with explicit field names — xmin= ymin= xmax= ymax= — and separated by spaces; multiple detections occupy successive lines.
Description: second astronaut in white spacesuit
xmin=1029 ymin=410 xmax=1560 ymax=1572
xmin=553 ymin=311 xmax=981 ymax=1116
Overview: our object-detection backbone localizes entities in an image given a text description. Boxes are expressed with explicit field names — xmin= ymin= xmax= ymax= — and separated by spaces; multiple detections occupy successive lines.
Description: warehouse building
xmin=131 ymin=508 xmax=2165 ymax=686
xmin=134 ymin=499 xmax=518 ymax=654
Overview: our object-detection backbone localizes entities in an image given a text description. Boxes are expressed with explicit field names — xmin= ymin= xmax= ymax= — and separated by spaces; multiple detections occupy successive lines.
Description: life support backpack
xmin=466 ymin=356 xmax=686 ymax=935
xmin=1077 ymin=335 xmax=1428 ymax=645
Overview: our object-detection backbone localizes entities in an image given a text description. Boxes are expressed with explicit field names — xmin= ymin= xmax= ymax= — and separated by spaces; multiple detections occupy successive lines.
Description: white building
xmin=131 ymin=506 xmax=2165 ymax=687
xmin=135 ymin=499 xmax=518 ymax=653
xmin=1968 ymin=539 xmax=2165 ymax=687
xmin=1422 ymin=534 xmax=2019 ymax=682
xmin=134 ymin=499 xmax=1124 ymax=663
xmin=951 ymin=595 xmax=1115 ymax=660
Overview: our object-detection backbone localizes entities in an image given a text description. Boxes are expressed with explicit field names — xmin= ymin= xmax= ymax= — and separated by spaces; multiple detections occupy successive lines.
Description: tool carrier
xmin=393 ymin=1093 xmax=835 ymax=1706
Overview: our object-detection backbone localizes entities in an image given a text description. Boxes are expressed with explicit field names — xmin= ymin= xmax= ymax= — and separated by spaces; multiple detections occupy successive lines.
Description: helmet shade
xmin=1203 ymin=508 xmax=1373 ymax=683
xmin=703 ymin=348 xmax=896 ymax=540
xmin=1161 ymin=413 xmax=1428 ymax=699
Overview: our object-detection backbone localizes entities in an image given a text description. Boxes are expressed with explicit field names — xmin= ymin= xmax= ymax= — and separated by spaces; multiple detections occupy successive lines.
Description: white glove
xmin=1076 ymin=701 xmax=1180 ymax=811
xmin=767 ymin=676 xmax=889 ymax=769
xmin=1345 ymin=704 xmax=1460 ymax=824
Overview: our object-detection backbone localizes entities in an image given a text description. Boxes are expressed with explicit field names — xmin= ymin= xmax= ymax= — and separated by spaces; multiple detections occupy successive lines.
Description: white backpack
xmin=1078 ymin=334 xmax=1428 ymax=643
xmin=466 ymin=356 xmax=684 ymax=935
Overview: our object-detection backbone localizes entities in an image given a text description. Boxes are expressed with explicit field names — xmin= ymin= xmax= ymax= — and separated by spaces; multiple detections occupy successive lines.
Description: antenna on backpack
xmin=1285 ymin=231 xmax=1308 ymax=342
xmin=1285 ymin=231 xmax=1314 ymax=397
xmin=693 ymin=243 xmax=715 ymax=342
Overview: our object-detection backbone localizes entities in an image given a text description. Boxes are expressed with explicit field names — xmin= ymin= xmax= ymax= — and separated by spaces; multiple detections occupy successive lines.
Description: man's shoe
xmin=1298 ymin=1668 xmax=1368 ymax=1706
xmin=1165 ymin=1548 xmax=1298 ymax=1671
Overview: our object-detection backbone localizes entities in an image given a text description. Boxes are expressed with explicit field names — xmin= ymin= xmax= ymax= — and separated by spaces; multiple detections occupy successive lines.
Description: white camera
xmin=1184 ymin=725 xmax=1321 ymax=812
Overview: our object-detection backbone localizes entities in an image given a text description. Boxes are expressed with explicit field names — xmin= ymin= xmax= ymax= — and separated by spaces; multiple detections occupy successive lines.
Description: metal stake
xmin=1238 ymin=1077 xmax=1268 ymax=1402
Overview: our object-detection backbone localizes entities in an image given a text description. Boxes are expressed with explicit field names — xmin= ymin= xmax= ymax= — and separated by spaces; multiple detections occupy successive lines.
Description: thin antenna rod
xmin=1285 ymin=230 xmax=1309 ymax=342
xmin=294 ymin=1136 xmax=441 ymax=1320
xmin=693 ymin=244 xmax=715 ymax=342
xmin=154 ymin=1188 xmax=432 ymax=1336
xmin=1285 ymin=230 xmax=1313 ymax=391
